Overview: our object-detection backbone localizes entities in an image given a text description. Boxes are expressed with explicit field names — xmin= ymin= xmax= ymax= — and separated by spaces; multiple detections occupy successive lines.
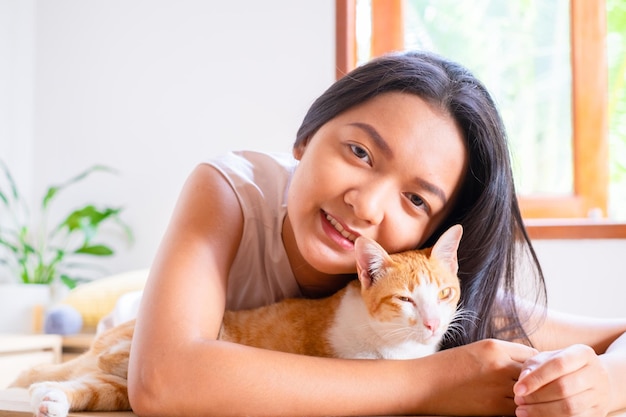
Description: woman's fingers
xmin=514 ymin=345 xmax=595 ymax=397
xmin=514 ymin=345 xmax=611 ymax=417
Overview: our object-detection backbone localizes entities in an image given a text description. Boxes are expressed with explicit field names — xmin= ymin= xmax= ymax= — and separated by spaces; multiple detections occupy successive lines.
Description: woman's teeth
xmin=325 ymin=214 xmax=357 ymax=242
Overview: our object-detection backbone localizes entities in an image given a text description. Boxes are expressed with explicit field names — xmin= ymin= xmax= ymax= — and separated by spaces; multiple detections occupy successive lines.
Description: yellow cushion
xmin=61 ymin=269 xmax=148 ymax=330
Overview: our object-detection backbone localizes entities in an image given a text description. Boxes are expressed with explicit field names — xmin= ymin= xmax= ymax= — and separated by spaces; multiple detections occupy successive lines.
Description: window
xmin=336 ymin=0 xmax=626 ymax=238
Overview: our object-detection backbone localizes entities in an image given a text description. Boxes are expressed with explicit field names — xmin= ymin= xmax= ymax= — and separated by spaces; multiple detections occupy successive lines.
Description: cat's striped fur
xmin=11 ymin=225 xmax=463 ymax=417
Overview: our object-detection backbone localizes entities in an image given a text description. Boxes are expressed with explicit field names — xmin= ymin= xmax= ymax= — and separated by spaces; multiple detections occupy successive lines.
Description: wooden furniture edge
xmin=525 ymin=220 xmax=626 ymax=239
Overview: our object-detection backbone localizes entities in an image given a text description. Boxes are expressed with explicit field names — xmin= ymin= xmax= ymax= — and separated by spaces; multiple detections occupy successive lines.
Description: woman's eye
xmin=349 ymin=144 xmax=371 ymax=164
xmin=406 ymin=193 xmax=425 ymax=208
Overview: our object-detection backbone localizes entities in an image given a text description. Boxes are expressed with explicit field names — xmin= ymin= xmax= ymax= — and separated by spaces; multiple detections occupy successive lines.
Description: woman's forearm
xmin=604 ymin=331 xmax=626 ymax=412
xmin=128 ymin=338 xmax=537 ymax=417
xmin=128 ymin=339 xmax=425 ymax=417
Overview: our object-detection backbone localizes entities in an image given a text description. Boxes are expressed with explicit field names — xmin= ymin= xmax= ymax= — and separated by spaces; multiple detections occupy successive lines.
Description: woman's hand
xmin=422 ymin=339 xmax=538 ymax=416
xmin=513 ymin=344 xmax=611 ymax=417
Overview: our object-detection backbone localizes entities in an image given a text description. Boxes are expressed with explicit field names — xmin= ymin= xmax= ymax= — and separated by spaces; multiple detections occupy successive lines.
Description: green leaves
xmin=0 ymin=161 xmax=132 ymax=288
xmin=608 ymin=0 xmax=626 ymax=185
xmin=0 ymin=160 xmax=21 ymax=202
xmin=60 ymin=205 xmax=121 ymax=233
xmin=42 ymin=165 xmax=115 ymax=210
xmin=74 ymin=245 xmax=114 ymax=256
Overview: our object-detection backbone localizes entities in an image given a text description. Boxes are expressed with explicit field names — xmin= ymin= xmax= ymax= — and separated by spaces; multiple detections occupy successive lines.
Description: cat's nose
xmin=424 ymin=318 xmax=440 ymax=334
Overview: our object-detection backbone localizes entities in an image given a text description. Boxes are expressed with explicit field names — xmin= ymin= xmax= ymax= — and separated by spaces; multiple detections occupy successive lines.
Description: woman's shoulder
xmin=204 ymin=150 xmax=295 ymax=210
xmin=200 ymin=150 xmax=298 ymax=309
xmin=206 ymin=150 xmax=296 ymax=176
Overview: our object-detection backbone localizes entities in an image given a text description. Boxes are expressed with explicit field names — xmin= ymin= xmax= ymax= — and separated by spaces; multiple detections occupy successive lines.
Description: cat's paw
xmin=29 ymin=384 xmax=70 ymax=417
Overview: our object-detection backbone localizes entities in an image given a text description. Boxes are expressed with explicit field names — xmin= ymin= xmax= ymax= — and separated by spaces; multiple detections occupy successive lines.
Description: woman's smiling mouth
xmin=323 ymin=212 xmax=358 ymax=243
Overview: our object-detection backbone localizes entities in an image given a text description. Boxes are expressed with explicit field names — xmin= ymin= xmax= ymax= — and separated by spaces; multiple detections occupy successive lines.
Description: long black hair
xmin=295 ymin=51 xmax=546 ymax=347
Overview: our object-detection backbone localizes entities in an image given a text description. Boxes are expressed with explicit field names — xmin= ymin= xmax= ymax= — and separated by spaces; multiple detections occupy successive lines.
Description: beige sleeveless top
xmin=207 ymin=151 xmax=302 ymax=311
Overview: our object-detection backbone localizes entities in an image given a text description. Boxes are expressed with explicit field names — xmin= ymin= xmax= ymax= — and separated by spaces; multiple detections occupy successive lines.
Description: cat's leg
xmin=28 ymin=375 xmax=130 ymax=417
xmin=10 ymin=360 xmax=77 ymax=388
xmin=29 ymin=383 xmax=70 ymax=417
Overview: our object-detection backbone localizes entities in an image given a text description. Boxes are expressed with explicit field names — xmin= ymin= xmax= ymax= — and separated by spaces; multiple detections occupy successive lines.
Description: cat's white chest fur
xmin=327 ymin=285 xmax=439 ymax=360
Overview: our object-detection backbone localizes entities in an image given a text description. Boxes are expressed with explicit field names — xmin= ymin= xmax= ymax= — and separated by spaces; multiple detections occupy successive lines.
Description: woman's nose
xmin=344 ymin=182 xmax=390 ymax=225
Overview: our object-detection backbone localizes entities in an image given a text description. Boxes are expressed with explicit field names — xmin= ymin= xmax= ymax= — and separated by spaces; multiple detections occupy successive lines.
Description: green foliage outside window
xmin=356 ymin=0 xmax=626 ymax=219
xmin=607 ymin=0 xmax=626 ymax=217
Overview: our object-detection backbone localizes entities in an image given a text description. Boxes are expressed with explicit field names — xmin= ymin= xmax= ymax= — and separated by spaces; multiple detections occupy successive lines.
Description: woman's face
xmin=286 ymin=92 xmax=468 ymax=275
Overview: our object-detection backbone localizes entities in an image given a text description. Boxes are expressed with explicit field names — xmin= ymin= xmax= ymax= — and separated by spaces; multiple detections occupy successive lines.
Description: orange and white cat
xmin=11 ymin=225 xmax=463 ymax=417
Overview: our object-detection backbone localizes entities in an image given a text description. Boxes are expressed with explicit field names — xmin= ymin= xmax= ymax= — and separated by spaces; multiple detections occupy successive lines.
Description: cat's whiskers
xmin=440 ymin=307 xmax=478 ymax=344
xmin=374 ymin=320 xmax=432 ymax=344
xmin=352 ymin=321 xmax=408 ymax=342
xmin=452 ymin=307 xmax=479 ymax=327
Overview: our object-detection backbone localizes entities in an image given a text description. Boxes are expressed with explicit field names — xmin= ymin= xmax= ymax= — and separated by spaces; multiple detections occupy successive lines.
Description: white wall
xmin=1 ymin=0 xmax=625 ymax=320
xmin=533 ymin=239 xmax=626 ymax=318
xmin=0 ymin=0 xmax=35 ymax=199
xmin=1 ymin=0 xmax=335 ymax=276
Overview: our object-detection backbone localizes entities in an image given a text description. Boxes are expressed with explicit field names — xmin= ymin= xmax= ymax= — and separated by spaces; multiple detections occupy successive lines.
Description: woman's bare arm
xmin=127 ymin=164 xmax=538 ymax=417
xmin=605 ymin=331 xmax=626 ymax=411
xmin=529 ymin=308 xmax=626 ymax=354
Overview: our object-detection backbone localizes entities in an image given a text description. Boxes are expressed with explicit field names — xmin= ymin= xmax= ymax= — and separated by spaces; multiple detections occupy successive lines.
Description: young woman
xmin=127 ymin=51 xmax=626 ymax=417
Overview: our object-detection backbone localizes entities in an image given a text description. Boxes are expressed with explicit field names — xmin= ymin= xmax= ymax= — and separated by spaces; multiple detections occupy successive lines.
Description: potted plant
xmin=0 ymin=160 xmax=133 ymax=332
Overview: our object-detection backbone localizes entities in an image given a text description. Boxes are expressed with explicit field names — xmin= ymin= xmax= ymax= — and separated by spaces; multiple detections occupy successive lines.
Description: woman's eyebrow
xmin=415 ymin=178 xmax=448 ymax=206
xmin=349 ymin=122 xmax=393 ymax=158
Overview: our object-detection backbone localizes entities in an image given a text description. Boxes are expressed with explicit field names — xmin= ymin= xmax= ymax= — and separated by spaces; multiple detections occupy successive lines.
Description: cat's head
xmin=354 ymin=225 xmax=463 ymax=347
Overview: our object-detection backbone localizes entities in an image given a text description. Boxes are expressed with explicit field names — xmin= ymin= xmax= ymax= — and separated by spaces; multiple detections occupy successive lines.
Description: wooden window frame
xmin=335 ymin=0 xmax=626 ymax=239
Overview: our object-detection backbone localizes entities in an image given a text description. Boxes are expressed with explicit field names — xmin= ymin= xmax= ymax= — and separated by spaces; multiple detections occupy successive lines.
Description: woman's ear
xmin=292 ymin=137 xmax=310 ymax=160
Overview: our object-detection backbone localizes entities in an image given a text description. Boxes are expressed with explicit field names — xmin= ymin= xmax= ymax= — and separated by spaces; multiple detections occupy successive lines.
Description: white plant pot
xmin=0 ymin=284 xmax=51 ymax=334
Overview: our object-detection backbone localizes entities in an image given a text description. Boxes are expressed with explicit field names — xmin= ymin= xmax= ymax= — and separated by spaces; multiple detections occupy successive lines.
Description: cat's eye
xmin=438 ymin=287 xmax=453 ymax=301
xmin=396 ymin=295 xmax=413 ymax=304
xmin=349 ymin=144 xmax=372 ymax=165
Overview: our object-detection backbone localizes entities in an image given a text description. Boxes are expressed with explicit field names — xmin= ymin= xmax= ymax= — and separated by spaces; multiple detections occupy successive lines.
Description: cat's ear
xmin=431 ymin=224 xmax=463 ymax=275
xmin=354 ymin=236 xmax=392 ymax=289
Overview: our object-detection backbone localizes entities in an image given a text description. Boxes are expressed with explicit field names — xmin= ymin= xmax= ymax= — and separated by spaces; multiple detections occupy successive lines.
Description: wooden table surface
xmin=1 ymin=387 xmax=625 ymax=417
